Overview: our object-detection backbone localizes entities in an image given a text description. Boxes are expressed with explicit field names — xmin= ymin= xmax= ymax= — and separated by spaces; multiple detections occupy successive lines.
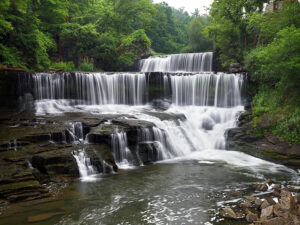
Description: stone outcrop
xmin=0 ymin=112 xmax=163 ymax=205
xmin=226 ymin=111 xmax=300 ymax=167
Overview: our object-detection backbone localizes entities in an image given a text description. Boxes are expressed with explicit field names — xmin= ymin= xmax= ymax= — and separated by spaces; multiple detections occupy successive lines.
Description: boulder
xmin=259 ymin=217 xmax=288 ymax=225
xmin=273 ymin=203 xmax=284 ymax=217
xmin=261 ymin=205 xmax=274 ymax=220
xmin=280 ymin=190 xmax=295 ymax=211
xmin=246 ymin=212 xmax=258 ymax=223
xmin=261 ymin=200 xmax=270 ymax=209
xmin=240 ymin=200 xmax=252 ymax=209
xmin=266 ymin=197 xmax=277 ymax=206
xmin=245 ymin=196 xmax=257 ymax=202
xmin=255 ymin=198 xmax=262 ymax=208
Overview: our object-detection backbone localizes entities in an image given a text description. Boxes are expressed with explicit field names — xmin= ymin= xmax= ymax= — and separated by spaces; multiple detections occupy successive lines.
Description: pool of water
xmin=0 ymin=154 xmax=298 ymax=225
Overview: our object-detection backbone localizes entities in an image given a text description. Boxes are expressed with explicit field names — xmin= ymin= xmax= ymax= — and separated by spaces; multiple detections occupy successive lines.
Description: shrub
xmin=50 ymin=61 xmax=75 ymax=71
xmin=78 ymin=62 xmax=94 ymax=72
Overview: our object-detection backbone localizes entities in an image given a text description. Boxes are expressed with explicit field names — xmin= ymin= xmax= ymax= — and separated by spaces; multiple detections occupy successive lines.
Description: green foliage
xmin=274 ymin=110 xmax=300 ymax=144
xmin=0 ymin=0 xmax=197 ymax=71
xmin=145 ymin=3 xmax=190 ymax=54
xmin=208 ymin=0 xmax=300 ymax=143
xmin=0 ymin=44 xmax=26 ymax=69
xmin=246 ymin=25 xmax=300 ymax=101
xmin=182 ymin=16 xmax=213 ymax=53
xmin=118 ymin=29 xmax=151 ymax=69
xmin=50 ymin=62 xmax=75 ymax=71
xmin=207 ymin=0 xmax=269 ymax=67
xmin=78 ymin=62 xmax=94 ymax=72
xmin=122 ymin=29 xmax=150 ymax=49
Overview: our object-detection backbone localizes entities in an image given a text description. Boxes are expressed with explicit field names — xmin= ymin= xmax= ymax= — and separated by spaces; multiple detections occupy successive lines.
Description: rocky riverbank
xmin=218 ymin=180 xmax=300 ymax=225
xmin=226 ymin=110 xmax=300 ymax=168
xmin=0 ymin=111 xmax=182 ymax=210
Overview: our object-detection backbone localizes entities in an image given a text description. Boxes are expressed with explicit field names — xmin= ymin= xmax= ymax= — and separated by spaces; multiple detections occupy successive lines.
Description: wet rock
xmin=240 ymin=200 xmax=252 ymax=208
xmin=253 ymin=183 xmax=268 ymax=192
xmin=295 ymin=204 xmax=300 ymax=216
xmin=226 ymin=110 xmax=300 ymax=167
xmin=259 ymin=217 xmax=288 ymax=225
xmin=273 ymin=203 xmax=284 ymax=217
xmin=266 ymin=197 xmax=277 ymax=206
xmin=273 ymin=190 xmax=281 ymax=197
xmin=273 ymin=184 xmax=281 ymax=191
xmin=255 ymin=198 xmax=262 ymax=208
xmin=261 ymin=205 xmax=274 ymax=220
xmin=27 ymin=212 xmax=64 ymax=223
xmin=220 ymin=207 xmax=237 ymax=219
xmin=137 ymin=142 xmax=160 ymax=165
xmin=265 ymin=180 xmax=273 ymax=186
xmin=143 ymin=111 xmax=186 ymax=123
xmin=31 ymin=149 xmax=79 ymax=178
xmin=246 ymin=212 xmax=258 ymax=223
xmin=280 ymin=190 xmax=295 ymax=211
xmin=287 ymin=186 xmax=300 ymax=193
xmin=112 ymin=119 xmax=155 ymax=129
xmin=295 ymin=194 xmax=300 ymax=204
xmin=245 ymin=196 xmax=258 ymax=203
xmin=202 ymin=118 xmax=215 ymax=130
xmin=261 ymin=200 xmax=270 ymax=209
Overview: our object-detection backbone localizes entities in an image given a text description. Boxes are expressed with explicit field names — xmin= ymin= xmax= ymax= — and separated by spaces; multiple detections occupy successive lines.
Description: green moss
xmin=0 ymin=180 xmax=40 ymax=191
xmin=259 ymin=150 xmax=300 ymax=161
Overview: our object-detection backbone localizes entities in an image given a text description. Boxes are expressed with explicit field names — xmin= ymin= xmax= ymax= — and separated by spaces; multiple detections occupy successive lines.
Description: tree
xmin=182 ymin=16 xmax=213 ymax=53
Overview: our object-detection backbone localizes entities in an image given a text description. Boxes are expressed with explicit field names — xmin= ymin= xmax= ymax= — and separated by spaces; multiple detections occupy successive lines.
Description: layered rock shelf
xmin=0 ymin=112 xmax=171 ymax=206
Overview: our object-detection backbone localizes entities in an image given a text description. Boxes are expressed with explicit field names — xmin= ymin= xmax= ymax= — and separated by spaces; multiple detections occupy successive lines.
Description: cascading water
xmin=18 ymin=52 xmax=249 ymax=178
xmin=72 ymin=150 xmax=97 ymax=180
xmin=139 ymin=52 xmax=213 ymax=72
xmin=138 ymin=127 xmax=175 ymax=160
xmin=23 ymin=72 xmax=147 ymax=105
xmin=111 ymin=132 xmax=134 ymax=168
xmin=72 ymin=122 xmax=84 ymax=141
xmin=168 ymin=73 xmax=243 ymax=107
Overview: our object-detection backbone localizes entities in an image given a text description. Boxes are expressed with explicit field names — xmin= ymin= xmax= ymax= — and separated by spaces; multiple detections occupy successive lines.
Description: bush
xmin=50 ymin=61 xmax=75 ymax=71
xmin=273 ymin=109 xmax=300 ymax=144
xmin=78 ymin=62 xmax=94 ymax=71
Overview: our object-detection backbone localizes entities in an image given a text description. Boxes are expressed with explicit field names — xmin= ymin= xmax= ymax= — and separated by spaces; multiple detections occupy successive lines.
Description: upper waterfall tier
xmin=19 ymin=72 xmax=244 ymax=107
xmin=139 ymin=52 xmax=213 ymax=72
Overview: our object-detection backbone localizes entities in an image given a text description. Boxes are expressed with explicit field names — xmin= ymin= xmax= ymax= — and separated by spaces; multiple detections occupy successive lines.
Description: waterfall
xmin=111 ymin=132 xmax=134 ymax=168
xmin=29 ymin=72 xmax=147 ymax=105
xmin=20 ymin=72 xmax=243 ymax=108
xmin=138 ymin=127 xmax=174 ymax=160
xmin=18 ymin=51 xmax=246 ymax=174
xmin=139 ymin=52 xmax=213 ymax=72
xmin=168 ymin=73 xmax=243 ymax=107
xmin=72 ymin=122 xmax=84 ymax=141
xmin=72 ymin=150 xmax=97 ymax=179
